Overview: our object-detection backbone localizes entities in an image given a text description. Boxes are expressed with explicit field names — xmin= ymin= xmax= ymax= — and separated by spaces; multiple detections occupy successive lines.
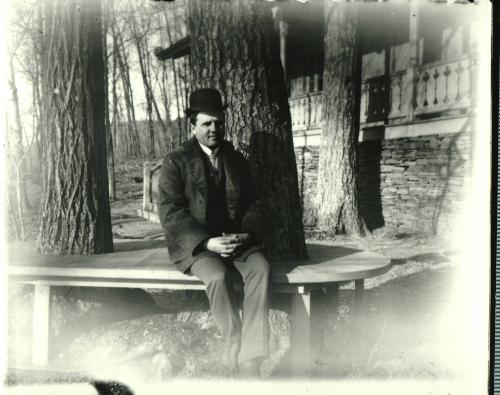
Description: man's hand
xmin=206 ymin=235 xmax=243 ymax=256
xmin=219 ymin=233 xmax=252 ymax=258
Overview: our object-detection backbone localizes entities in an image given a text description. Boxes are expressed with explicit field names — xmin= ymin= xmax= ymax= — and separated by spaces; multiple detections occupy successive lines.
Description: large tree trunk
xmin=316 ymin=1 xmax=368 ymax=237
xmin=38 ymin=0 xmax=113 ymax=254
xmin=188 ymin=0 xmax=307 ymax=260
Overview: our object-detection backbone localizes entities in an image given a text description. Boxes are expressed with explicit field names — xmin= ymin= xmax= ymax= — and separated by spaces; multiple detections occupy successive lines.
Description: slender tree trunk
xmin=5 ymin=113 xmax=23 ymax=241
xmin=157 ymin=10 xmax=173 ymax=147
xmin=171 ymin=58 xmax=183 ymax=145
xmin=316 ymin=2 xmax=368 ymax=237
xmin=8 ymin=55 xmax=30 ymax=212
xmin=111 ymin=32 xmax=121 ymax=163
xmin=103 ymin=0 xmax=115 ymax=200
xmin=29 ymin=54 xmax=42 ymax=171
xmin=160 ymin=62 xmax=170 ymax=119
xmin=112 ymin=26 xmax=141 ymax=158
xmin=164 ymin=20 xmax=184 ymax=146
xmin=119 ymin=41 xmax=141 ymax=157
xmin=143 ymin=42 xmax=169 ymax=153
xmin=182 ymin=56 xmax=190 ymax=141
xmin=107 ymin=118 xmax=116 ymax=201
xmin=33 ymin=69 xmax=43 ymax=167
xmin=132 ymin=10 xmax=163 ymax=157
xmin=134 ymin=38 xmax=155 ymax=157
xmin=34 ymin=0 xmax=44 ymax=167
xmin=188 ymin=0 xmax=306 ymax=260
xmin=15 ymin=167 xmax=25 ymax=239
xmin=38 ymin=0 xmax=113 ymax=254
xmin=6 ymin=183 xmax=21 ymax=241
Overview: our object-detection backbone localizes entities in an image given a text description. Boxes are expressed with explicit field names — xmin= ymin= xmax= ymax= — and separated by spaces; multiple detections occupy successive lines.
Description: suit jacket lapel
xmin=182 ymin=138 xmax=208 ymax=204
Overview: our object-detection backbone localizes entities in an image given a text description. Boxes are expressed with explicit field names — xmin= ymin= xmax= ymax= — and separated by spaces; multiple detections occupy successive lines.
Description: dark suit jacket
xmin=157 ymin=137 xmax=266 ymax=273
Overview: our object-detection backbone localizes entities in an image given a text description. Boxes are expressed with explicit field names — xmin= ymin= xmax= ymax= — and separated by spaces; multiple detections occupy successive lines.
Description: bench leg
xmin=32 ymin=284 xmax=52 ymax=366
xmin=290 ymin=292 xmax=311 ymax=376
xmin=290 ymin=290 xmax=324 ymax=376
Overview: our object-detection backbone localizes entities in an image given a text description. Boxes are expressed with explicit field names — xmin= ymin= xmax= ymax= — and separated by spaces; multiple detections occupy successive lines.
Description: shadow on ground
xmin=309 ymin=266 xmax=459 ymax=379
xmin=7 ymin=160 xmax=462 ymax=383
xmin=8 ymin=260 xmax=459 ymax=383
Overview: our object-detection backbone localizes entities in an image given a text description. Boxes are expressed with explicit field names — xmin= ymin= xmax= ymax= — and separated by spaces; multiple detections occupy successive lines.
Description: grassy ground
xmin=6 ymin=159 xmax=466 ymax=384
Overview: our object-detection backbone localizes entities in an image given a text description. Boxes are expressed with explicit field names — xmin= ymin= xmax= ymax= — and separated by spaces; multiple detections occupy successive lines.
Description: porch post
xmin=406 ymin=0 xmax=419 ymax=122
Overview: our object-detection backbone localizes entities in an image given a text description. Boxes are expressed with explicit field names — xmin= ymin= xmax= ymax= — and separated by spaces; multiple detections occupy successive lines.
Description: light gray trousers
xmin=190 ymin=251 xmax=270 ymax=364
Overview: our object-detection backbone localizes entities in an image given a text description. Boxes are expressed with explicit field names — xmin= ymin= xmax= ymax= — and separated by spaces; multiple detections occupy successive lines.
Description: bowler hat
xmin=185 ymin=88 xmax=228 ymax=116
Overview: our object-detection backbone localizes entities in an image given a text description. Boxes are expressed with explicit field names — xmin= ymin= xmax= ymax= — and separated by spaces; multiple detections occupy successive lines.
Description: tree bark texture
xmin=188 ymin=0 xmax=307 ymax=260
xmin=38 ymin=0 xmax=113 ymax=254
xmin=316 ymin=2 xmax=368 ymax=237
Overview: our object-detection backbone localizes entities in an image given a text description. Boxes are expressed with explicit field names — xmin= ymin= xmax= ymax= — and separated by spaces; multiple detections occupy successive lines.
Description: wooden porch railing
xmin=289 ymin=91 xmax=323 ymax=131
xmin=361 ymin=53 xmax=477 ymax=124
xmin=413 ymin=54 xmax=474 ymax=116
xmin=289 ymin=53 xmax=477 ymax=131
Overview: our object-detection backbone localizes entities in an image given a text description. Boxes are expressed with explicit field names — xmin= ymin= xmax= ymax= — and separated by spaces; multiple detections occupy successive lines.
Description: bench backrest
xmin=140 ymin=162 xmax=162 ymax=222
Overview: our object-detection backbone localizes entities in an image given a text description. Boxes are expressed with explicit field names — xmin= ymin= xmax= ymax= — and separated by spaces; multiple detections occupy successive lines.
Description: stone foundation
xmin=295 ymin=131 xmax=470 ymax=235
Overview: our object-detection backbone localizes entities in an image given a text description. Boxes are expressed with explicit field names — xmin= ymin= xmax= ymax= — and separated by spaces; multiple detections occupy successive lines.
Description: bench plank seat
xmin=8 ymin=240 xmax=390 ymax=284
xmin=7 ymin=239 xmax=392 ymax=375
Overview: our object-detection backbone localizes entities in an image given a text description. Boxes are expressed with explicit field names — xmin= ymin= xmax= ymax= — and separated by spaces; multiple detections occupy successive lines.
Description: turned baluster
xmin=455 ymin=62 xmax=464 ymax=101
xmin=422 ymin=71 xmax=430 ymax=107
xmin=433 ymin=68 xmax=440 ymax=105
xmin=443 ymin=65 xmax=451 ymax=103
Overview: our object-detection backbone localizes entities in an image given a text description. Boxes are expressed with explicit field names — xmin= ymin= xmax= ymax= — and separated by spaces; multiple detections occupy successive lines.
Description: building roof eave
xmin=154 ymin=36 xmax=190 ymax=60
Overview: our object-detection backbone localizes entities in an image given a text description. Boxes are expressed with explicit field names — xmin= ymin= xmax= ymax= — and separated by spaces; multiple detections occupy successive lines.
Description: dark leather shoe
xmin=238 ymin=358 xmax=261 ymax=379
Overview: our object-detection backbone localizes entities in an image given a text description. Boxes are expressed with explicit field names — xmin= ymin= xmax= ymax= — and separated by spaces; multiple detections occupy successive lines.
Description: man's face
xmin=191 ymin=112 xmax=225 ymax=149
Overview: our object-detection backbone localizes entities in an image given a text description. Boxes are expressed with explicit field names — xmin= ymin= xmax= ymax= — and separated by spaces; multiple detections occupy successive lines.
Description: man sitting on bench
xmin=157 ymin=88 xmax=270 ymax=377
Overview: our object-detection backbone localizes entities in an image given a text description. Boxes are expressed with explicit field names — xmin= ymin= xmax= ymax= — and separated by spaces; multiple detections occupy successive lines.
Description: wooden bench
xmin=7 ymin=239 xmax=391 ymax=376
xmin=136 ymin=161 xmax=161 ymax=223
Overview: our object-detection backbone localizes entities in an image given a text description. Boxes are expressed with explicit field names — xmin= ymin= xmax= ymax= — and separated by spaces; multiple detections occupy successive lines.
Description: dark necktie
xmin=209 ymin=152 xmax=218 ymax=172
xmin=207 ymin=151 xmax=220 ymax=186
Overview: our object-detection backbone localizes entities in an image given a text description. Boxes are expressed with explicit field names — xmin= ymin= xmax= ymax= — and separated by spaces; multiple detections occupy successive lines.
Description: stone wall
xmin=295 ymin=131 xmax=470 ymax=236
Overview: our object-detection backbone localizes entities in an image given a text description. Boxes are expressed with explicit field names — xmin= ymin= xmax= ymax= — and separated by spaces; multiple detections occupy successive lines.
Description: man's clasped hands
xmin=205 ymin=233 xmax=252 ymax=258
